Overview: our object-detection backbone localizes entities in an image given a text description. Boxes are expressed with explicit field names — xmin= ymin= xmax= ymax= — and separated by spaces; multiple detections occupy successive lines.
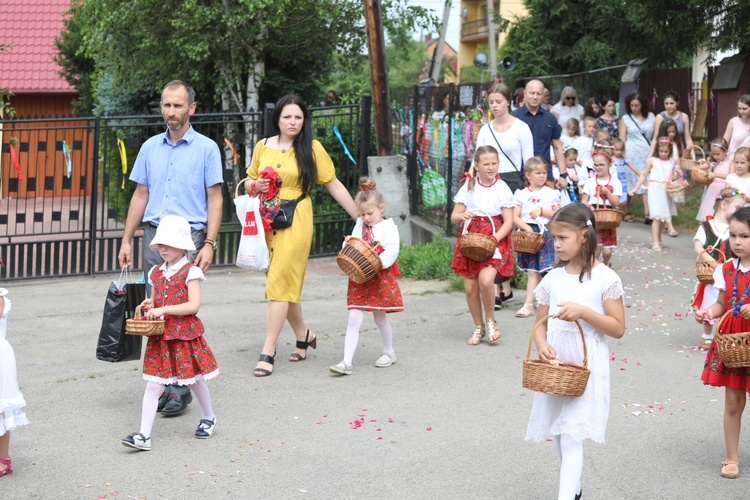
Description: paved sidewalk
xmin=2 ymin=221 xmax=747 ymax=499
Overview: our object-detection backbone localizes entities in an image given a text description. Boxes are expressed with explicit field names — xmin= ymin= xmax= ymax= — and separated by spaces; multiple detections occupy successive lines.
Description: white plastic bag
xmin=234 ymin=194 xmax=269 ymax=270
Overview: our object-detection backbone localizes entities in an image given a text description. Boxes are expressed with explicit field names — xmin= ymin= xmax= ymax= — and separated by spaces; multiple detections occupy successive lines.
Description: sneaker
xmin=121 ymin=432 xmax=151 ymax=451
xmin=375 ymin=352 xmax=397 ymax=368
xmin=329 ymin=361 xmax=353 ymax=375
xmin=500 ymin=291 xmax=514 ymax=304
xmin=494 ymin=296 xmax=503 ymax=310
xmin=195 ymin=417 xmax=216 ymax=439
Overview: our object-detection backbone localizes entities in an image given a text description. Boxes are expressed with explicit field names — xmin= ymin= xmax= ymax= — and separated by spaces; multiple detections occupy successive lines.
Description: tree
xmin=55 ymin=0 xmax=436 ymax=114
xmin=499 ymin=0 xmax=750 ymax=91
xmin=1 ymin=43 xmax=16 ymax=118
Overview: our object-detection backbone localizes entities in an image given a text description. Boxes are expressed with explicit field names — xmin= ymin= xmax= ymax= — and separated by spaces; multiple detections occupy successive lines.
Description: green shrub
xmin=398 ymin=237 xmax=454 ymax=280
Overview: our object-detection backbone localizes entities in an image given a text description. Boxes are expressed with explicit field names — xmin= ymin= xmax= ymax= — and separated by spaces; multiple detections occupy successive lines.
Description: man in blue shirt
xmin=511 ymin=79 xmax=566 ymax=184
xmin=118 ymin=80 xmax=223 ymax=415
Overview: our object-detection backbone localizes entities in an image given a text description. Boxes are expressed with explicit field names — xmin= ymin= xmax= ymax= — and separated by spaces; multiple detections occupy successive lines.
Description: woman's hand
xmin=140 ymin=298 xmax=154 ymax=311
xmin=628 ymin=190 xmax=635 ymax=198
xmin=254 ymin=178 xmax=270 ymax=193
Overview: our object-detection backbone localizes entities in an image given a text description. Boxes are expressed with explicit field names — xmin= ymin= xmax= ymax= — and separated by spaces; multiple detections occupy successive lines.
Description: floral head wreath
xmin=657 ymin=138 xmax=673 ymax=146
xmin=593 ymin=142 xmax=614 ymax=150
xmin=359 ymin=184 xmax=376 ymax=192
xmin=563 ymin=145 xmax=577 ymax=154
xmin=715 ymin=190 xmax=742 ymax=202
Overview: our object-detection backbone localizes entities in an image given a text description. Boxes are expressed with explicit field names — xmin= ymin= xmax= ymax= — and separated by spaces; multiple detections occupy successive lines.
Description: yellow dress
xmin=247 ymin=140 xmax=336 ymax=302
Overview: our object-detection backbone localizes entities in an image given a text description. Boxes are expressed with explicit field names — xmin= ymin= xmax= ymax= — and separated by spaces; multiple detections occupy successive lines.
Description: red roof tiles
xmin=0 ymin=0 xmax=76 ymax=94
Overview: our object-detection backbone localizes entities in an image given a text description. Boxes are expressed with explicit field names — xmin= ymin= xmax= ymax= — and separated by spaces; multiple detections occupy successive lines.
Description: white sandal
xmin=515 ymin=303 xmax=535 ymax=318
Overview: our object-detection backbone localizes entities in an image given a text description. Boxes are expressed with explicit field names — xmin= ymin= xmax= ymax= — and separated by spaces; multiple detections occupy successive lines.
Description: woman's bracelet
xmin=204 ymin=238 xmax=218 ymax=251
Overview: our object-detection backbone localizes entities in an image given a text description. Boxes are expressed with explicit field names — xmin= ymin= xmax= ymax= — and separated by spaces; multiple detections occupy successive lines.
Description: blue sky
xmin=408 ymin=0 xmax=460 ymax=49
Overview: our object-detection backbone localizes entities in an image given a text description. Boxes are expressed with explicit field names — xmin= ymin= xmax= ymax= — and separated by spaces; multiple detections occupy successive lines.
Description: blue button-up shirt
xmin=512 ymin=105 xmax=562 ymax=180
xmin=130 ymin=125 xmax=223 ymax=230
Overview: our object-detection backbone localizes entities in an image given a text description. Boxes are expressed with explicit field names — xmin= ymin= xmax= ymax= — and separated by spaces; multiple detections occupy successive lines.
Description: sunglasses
xmin=565 ymin=96 xmax=575 ymax=101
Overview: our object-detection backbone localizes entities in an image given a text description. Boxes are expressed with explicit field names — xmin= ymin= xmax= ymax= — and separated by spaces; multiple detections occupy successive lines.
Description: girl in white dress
xmin=629 ymin=138 xmax=681 ymax=251
xmin=0 ymin=282 xmax=29 ymax=477
xmin=526 ymin=203 xmax=625 ymax=500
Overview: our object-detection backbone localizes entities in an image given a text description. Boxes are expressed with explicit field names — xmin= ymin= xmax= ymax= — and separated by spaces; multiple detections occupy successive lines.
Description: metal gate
xmin=0 ymin=103 xmax=367 ymax=280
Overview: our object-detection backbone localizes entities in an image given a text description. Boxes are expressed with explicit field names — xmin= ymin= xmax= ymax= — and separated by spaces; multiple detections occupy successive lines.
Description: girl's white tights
xmin=554 ymin=433 xmax=583 ymax=499
xmin=139 ymin=380 xmax=215 ymax=438
xmin=342 ymin=310 xmax=394 ymax=365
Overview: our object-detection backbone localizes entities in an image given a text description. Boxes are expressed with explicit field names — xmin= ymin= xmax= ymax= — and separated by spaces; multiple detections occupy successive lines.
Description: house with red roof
xmin=0 ymin=0 xmax=77 ymax=117
xmin=0 ymin=0 xmax=89 ymax=200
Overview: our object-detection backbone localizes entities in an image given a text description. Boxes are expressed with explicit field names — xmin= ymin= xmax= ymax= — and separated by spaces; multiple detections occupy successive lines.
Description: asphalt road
xmin=2 ymin=220 xmax=748 ymax=499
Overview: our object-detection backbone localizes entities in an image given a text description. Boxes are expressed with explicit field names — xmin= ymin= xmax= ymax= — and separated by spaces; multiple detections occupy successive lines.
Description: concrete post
xmin=366 ymin=155 xmax=411 ymax=245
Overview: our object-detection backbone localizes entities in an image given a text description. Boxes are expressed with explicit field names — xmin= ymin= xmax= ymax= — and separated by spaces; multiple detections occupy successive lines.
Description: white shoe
xmin=195 ymin=417 xmax=216 ymax=439
xmin=375 ymin=352 xmax=396 ymax=368
xmin=121 ymin=432 xmax=151 ymax=451
xmin=329 ymin=361 xmax=352 ymax=375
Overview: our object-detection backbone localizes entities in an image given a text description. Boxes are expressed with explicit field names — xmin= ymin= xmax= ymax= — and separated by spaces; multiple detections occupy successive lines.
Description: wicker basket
xmin=592 ymin=207 xmax=622 ymax=230
xmin=696 ymin=249 xmax=725 ymax=285
xmin=126 ymin=305 xmax=165 ymax=337
xmin=715 ymin=312 xmax=750 ymax=368
xmin=337 ymin=237 xmax=383 ymax=284
xmin=690 ymin=163 xmax=713 ymax=186
xmin=522 ymin=316 xmax=590 ymax=397
xmin=680 ymin=145 xmax=706 ymax=171
xmin=512 ymin=230 xmax=544 ymax=254
xmin=459 ymin=214 xmax=497 ymax=262
xmin=666 ymin=183 xmax=687 ymax=199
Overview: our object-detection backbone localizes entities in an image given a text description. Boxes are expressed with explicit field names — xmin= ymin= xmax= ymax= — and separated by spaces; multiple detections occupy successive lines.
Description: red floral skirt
xmin=597 ymin=228 xmax=617 ymax=248
xmin=143 ymin=335 xmax=219 ymax=385
xmin=701 ymin=313 xmax=750 ymax=390
xmin=450 ymin=214 xmax=513 ymax=279
xmin=347 ymin=266 xmax=404 ymax=313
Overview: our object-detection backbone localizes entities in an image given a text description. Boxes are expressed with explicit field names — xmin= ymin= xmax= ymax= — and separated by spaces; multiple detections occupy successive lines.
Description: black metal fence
xmin=0 ymin=102 xmax=366 ymax=280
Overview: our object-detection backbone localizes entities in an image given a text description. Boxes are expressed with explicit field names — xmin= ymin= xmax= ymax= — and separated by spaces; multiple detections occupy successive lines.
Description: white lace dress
xmin=0 ymin=290 xmax=29 ymax=435
xmin=526 ymin=265 xmax=623 ymax=444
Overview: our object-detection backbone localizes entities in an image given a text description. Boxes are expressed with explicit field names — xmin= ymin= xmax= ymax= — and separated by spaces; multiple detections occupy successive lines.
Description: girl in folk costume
xmin=611 ymin=138 xmax=641 ymax=222
xmin=695 ymin=207 xmax=750 ymax=479
xmin=692 ymin=189 xmax=744 ymax=349
xmin=121 ymin=215 xmax=219 ymax=451
xmin=329 ymin=178 xmax=403 ymax=376
xmin=450 ymin=146 xmax=516 ymax=345
xmin=580 ymin=151 xmax=622 ymax=267
xmin=513 ymin=157 xmax=561 ymax=318
xmin=697 ymin=138 xmax=732 ymax=221
xmin=526 ymin=203 xmax=626 ymax=499
xmin=630 ymin=137 xmax=682 ymax=251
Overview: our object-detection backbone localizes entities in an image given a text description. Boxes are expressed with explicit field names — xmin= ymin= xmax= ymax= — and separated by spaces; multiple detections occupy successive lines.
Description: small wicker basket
xmin=522 ymin=316 xmax=590 ymax=398
xmin=696 ymin=249 xmax=725 ymax=285
xmin=666 ymin=183 xmax=687 ymax=199
xmin=459 ymin=214 xmax=497 ymax=262
xmin=337 ymin=237 xmax=383 ymax=284
xmin=715 ymin=311 xmax=750 ymax=368
xmin=126 ymin=305 xmax=165 ymax=337
xmin=680 ymin=145 xmax=706 ymax=172
xmin=690 ymin=163 xmax=713 ymax=186
xmin=512 ymin=230 xmax=544 ymax=254
xmin=592 ymin=206 xmax=622 ymax=230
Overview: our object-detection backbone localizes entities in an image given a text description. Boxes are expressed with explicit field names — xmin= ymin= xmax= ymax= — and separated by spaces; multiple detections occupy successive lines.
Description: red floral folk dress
xmin=701 ymin=261 xmax=750 ymax=390
xmin=347 ymin=221 xmax=403 ymax=313
xmin=143 ymin=262 xmax=219 ymax=385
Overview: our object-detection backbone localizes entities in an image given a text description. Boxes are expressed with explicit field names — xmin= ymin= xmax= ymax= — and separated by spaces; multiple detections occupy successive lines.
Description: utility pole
xmin=363 ymin=0 xmax=392 ymax=156
xmin=429 ymin=0 xmax=452 ymax=82
xmin=486 ymin=0 xmax=496 ymax=81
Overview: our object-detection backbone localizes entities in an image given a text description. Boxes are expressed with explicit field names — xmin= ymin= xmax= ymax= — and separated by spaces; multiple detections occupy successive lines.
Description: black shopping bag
xmin=96 ymin=268 xmax=146 ymax=362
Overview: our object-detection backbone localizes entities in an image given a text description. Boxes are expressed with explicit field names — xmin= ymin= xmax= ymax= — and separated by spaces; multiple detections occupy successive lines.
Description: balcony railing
xmin=461 ymin=18 xmax=489 ymax=39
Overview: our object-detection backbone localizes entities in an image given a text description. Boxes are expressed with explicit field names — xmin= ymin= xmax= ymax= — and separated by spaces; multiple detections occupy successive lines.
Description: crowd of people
xmin=4 ymin=78 xmax=750 ymax=497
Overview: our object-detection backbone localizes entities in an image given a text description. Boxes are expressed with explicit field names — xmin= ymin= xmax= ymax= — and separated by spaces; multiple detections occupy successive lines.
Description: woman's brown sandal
xmin=467 ymin=325 xmax=485 ymax=345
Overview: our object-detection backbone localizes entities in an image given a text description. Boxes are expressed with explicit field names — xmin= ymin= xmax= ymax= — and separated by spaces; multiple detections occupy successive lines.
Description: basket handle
xmin=525 ymin=315 xmax=588 ymax=369
xmin=698 ymin=247 xmax=726 ymax=264
xmin=461 ymin=210 xmax=497 ymax=236
xmin=235 ymin=177 xmax=252 ymax=198
xmin=134 ymin=305 xmax=143 ymax=322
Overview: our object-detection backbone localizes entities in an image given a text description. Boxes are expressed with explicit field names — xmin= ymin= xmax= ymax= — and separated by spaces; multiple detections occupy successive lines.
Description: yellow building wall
xmin=457 ymin=0 xmax=527 ymax=79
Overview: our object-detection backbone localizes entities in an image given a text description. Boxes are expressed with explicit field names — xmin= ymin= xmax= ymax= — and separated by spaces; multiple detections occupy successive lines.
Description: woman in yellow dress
xmin=244 ymin=95 xmax=358 ymax=377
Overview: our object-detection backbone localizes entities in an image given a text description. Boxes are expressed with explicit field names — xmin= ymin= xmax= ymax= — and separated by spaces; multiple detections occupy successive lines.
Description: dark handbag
xmin=271 ymin=193 xmax=306 ymax=230
xmin=96 ymin=268 xmax=145 ymax=362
